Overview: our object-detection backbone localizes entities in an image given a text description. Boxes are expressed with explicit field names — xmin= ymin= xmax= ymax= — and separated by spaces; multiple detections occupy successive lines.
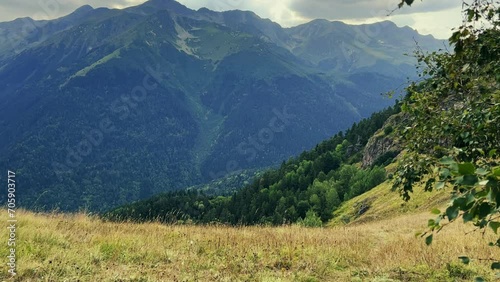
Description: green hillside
xmin=104 ymin=103 xmax=401 ymax=225
xmin=330 ymin=172 xmax=451 ymax=226
xmin=0 ymin=0 xmax=444 ymax=212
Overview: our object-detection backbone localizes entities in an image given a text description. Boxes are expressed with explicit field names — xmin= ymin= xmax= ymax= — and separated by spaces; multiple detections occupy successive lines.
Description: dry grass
xmin=0 ymin=209 xmax=498 ymax=282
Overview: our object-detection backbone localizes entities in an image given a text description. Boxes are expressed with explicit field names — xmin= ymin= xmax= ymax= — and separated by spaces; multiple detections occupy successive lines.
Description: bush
xmin=383 ymin=125 xmax=394 ymax=136
xmin=298 ymin=210 xmax=323 ymax=227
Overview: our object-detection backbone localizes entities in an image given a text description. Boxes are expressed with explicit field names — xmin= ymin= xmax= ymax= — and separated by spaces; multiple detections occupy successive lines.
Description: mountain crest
xmin=61 ymin=4 xmax=94 ymax=21
xmin=73 ymin=4 xmax=94 ymax=13
xmin=139 ymin=0 xmax=194 ymax=15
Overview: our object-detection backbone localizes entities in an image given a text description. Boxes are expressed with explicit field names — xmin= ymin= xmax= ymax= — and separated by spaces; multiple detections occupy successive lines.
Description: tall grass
xmin=0 ymin=209 xmax=498 ymax=281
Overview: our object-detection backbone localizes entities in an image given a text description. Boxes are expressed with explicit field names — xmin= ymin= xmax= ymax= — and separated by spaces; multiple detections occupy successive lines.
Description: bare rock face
xmin=362 ymin=114 xmax=403 ymax=168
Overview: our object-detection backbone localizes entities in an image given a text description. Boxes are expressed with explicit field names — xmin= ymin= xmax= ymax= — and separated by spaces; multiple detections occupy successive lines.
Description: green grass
xmin=74 ymin=49 xmax=122 ymax=77
xmin=329 ymin=173 xmax=450 ymax=226
xmin=59 ymin=48 xmax=122 ymax=88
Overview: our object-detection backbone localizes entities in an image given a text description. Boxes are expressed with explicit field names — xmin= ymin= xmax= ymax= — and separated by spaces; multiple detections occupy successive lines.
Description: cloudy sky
xmin=0 ymin=0 xmax=463 ymax=39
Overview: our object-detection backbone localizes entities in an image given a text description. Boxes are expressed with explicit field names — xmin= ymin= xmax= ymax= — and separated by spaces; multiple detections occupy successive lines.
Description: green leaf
xmin=453 ymin=196 xmax=467 ymax=209
xmin=450 ymin=31 xmax=461 ymax=43
xmin=467 ymin=9 xmax=475 ymax=22
xmin=462 ymin=63 xmax=470 ymax=72
xmin=476 ymin=189 xmax=488 ymax=198
xmin=404 ymin=0 xmax=414 ymax=6
xmin=479 ymin=180 xmax=489 ymax=186
xmin=478 ymin=203 xmax=492 ymax=218
xmin=490 ymin=239 xmax=500 ymax=247
xmin=425 ymin=178 xmax=435 ymax=192
xmin=475 ymin=168 xmax=489 ymax=176
xmin=439 ymin=168 xmax=451 ymax=179
xmin=449 ymin=162 xmax=459 ymax=174
xmin=440 ymin=156 xmax=456 ymax=165
xmin=446 ymin=206 xmax=459 ymax=221
xmin=458 ymin=163 xmax=476 ymax=175
xmin=463 ymin=212 xmax=474 ymax=223
xmin=459 ymin=256 xmax=470 ymax=265
xmin=465 ymin=193 xmax=475 ymax=205
xmin=475 ymin=277 xmax=486 ymax=282
xmin=428 ymin=219 xmax=434 ymax=227
xmin=487 ymin=186 xmax=498 ymax=203
xmin=435 ymin=181 xmax=445 ymax=190
xmin=431 ymin=208 xmax=441 ymax=215
xmin=425 ymin=234 xmax=433 ymax=245
xmin=493 ymin=167 xmax=500 ymax=177
xmin=489 ymin=149 xmax=497 ymax=158
xmin=492 ymin=262 xmax=500 ymax=270
xmin=489 ymin=222 xmax=500 ymax=234
xmin=462 ymin=175 xmax=479 ymax=186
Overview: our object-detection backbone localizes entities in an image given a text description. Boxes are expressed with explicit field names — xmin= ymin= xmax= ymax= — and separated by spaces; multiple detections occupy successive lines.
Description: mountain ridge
xmin=0 ymin=0 xmax=444 ymax=212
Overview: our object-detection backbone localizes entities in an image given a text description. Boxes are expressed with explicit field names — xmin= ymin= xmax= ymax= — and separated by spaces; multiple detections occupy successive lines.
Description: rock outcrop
xmin=362 ymin=114 xmax=403 ymax=168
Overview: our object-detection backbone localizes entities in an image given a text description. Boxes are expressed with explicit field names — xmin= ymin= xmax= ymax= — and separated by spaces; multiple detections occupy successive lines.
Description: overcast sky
xmin=0 ymin=0 xmax=463 ymax=39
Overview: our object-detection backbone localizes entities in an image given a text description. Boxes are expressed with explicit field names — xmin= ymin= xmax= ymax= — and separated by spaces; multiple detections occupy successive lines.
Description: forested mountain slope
xmin=0 ymin=0 xmax=443 ymax=211
xmin=105 ymin=104 xmax=401 ymax=225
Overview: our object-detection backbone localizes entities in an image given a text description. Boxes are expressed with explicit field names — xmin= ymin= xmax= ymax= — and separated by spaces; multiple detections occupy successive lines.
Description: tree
xmin=392 ymin=0 xmax=499 ymax=274
xmin=298 ymin=209 xmax=323 ymax=227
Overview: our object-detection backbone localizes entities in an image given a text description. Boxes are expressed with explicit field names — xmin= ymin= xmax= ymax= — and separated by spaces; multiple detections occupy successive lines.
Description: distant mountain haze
xmin=0 ymin=0 xmax=444 ymax=211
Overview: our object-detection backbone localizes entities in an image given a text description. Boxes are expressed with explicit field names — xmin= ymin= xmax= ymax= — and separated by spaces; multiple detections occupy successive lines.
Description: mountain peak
xmin=131 ymin=0 xmax=194 ymax=16
xmin=8 ymin=17 xmax=35 ymax=24
xmin=309 ymin=19 xmax=331 ymax=25
xmin=146 ymin=0 xmax=178 ymax=5
xmin=293 ymin=19 xmax=347 ymax=29
xmin=55 ymin=4 xmax=94 ymax=22
xmin=74 ymin=4 xmax=94 ymax=13
xmin=143 ymin=0 xmax=190 ymax=10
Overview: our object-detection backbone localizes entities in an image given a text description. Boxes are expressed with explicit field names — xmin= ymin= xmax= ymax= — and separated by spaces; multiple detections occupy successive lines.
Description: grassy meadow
xmin=0 ymin=206 xmax=498 ymax=281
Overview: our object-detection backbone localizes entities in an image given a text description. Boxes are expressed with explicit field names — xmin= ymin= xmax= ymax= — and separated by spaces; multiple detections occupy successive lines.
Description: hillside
xmin=329 ymin=169 xmax=451 ymax=226
xmin=2 ymin=208 xmax=498 ymax=281
xmin=0 ymin=0 xmax=444 ymax=212
xmin=104 ymin=103 xmax=401 ymax=225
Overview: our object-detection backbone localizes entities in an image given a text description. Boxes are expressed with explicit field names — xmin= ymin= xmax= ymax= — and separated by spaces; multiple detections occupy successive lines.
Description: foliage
xmin=186 ymin=168 xmax=265 ymax=196
xmin=383 ymin=125 xmax=394 ymax=136
xmin=104 ymin=105 xmax=400 ymax=225
xmin=398 ymin=0 xmax=415 ymax=9
xmin=297 ymin=209 xmax=324 ymax=227
xmin=393 ymin=0 xmax=500 ymax=274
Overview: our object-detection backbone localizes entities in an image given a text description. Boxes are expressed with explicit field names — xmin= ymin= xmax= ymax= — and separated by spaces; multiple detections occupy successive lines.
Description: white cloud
xmin=288 ymin=0 xmax=461 ymax=20
xmin=0 ymin=0 xmax=145 ymax=22
xmin=0 ymin=0 xmax=463 ymax=39
xmin=175 ymin=0 xmax=462 ymax=38
xmin=390 ymin=6 xmax=462 ymax=39
xmin=329 ymin=4 xmax=462 ymax=39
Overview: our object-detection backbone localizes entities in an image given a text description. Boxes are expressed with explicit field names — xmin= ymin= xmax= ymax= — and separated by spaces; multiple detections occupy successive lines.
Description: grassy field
xmin=0 ymin=206 xmax=498 ymax=281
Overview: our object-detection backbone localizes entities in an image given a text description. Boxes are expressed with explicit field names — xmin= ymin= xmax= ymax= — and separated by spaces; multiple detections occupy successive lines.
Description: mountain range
xmin=0 ymin=0 xmax=444 ymax=211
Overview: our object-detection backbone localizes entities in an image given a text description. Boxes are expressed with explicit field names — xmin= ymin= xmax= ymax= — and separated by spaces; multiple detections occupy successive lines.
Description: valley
xmin=0 ymin=0 xmax=444 ymax=212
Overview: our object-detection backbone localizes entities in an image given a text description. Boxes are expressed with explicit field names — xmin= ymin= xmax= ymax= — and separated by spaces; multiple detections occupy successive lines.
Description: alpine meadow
xmin=0 ymin=0 xmax=498 ymax=281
